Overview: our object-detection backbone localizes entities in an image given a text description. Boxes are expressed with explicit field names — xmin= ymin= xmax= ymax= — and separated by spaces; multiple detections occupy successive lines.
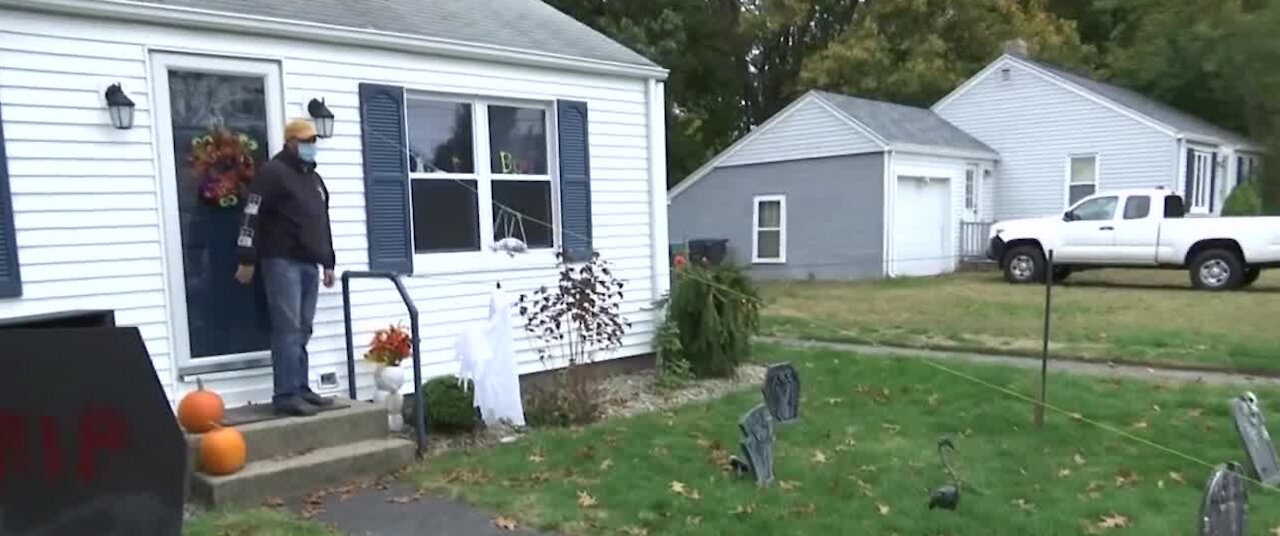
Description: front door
xmin=152 ymin=53 xmax=284 ymax=370
xmin=1186 ymin=149 xmax=1217 ymax=214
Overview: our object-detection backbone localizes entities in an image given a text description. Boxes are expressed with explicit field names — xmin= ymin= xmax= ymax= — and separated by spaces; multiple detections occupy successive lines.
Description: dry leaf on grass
xmin=881 ymin=423 xmax=901 ymax=434
xmin=790 ymin=503 xmax=818 ymax=516
xmin=1168 ymin=472 xmax=1185 ymax=484
xmin=262 ymin=497 xmax=285 ymax=508
xmin=1069 ymin=412 xmax=1085 ymax=422
xmin=669 ymin=481 xmax=687 ymax=495
xmin=1157 ymin=480 xmax=1165 ymax=489
xmin=1270 ymin=526 xmax=1280 ymax=536
xmin=1012 ymin=498 xmax=1036 ymax=512
xmin=730 ymin=503 xmax=756 ymax=516
xmin=927 ymin=393 xmax=940 ymax=406
xmin=620 ymin=526 xmax=649 ymax=535
xmin=1151 ymin=404 xmax=1161 ymax=413
xmin=779 ymin=480 xmax=801 ymax=491
xmin=686 ymin=516 xmax=702 ymax=527
xmin=1131 ymin=421 xmax=1148 ymax=430
xmin=599 ymin=458 xmax=614 ymax=471
xmin=1097 ymin=513 xmax=1130 ymax=529
xmin=811 ymin=450 xmax=830 ymax=464
xmin=1074 ymin=453 xmax=1088 ymax=466
xmin=876 ymin=503 xmax=891 ymax=516
xmin=1187 ymin=408 xmax=1206 ymax=417
xmin=826 ymin=397 xmax=844 ymax=405
xmin=1058 ymin=468 xmax=1073 ymax=478
xmin=527 ymin=450 xmax=546 ymax=464
xmin=1114 ymin=469 xmax=1140 ymax=488
xmin=695 ymin=439 xmax=713 ymax=449
xmin=577 ymin=490 xmax=597 ymax=508
xmin=492 ymin=516 xmax=519 ymax=530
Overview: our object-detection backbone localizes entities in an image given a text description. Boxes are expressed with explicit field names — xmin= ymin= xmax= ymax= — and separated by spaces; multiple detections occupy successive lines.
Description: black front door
xmin=166 ymin=69 xmax=273 ymax=359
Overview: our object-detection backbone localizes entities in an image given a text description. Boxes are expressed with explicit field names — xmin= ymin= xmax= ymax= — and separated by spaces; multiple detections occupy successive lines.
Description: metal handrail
xmin=341 ymin=271 xmax=427 ymax=457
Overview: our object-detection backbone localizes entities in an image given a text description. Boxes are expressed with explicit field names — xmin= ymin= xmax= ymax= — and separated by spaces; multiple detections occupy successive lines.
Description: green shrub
xmin=1224 ymin=180 xmax=1263 ymax=216
xmin=654 ymin=314 xmax=694 ymax=390
xmin=422 ymin=375 xmax=477 ymax=432
xmin=667 ymin=264 xmax=761 ymax=378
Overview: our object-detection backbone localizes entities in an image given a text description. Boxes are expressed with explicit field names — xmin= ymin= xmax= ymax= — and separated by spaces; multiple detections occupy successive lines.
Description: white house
xmin=0 ymin=0 xmax=670 ymax=407
xmin=934 ymin=49 xmax=1265 ymax=220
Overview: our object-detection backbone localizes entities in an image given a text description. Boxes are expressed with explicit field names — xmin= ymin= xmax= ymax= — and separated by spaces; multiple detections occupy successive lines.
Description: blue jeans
xmin=261 ymin=257 xmax=319 ymax=405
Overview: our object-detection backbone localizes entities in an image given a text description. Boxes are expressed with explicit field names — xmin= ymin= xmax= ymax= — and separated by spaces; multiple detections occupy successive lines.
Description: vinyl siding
xmin=935 ymin=60 xmax=1177 ymax=220
xmin=719 ymin=96 xmax=882 ymax=168
xmin=669 ymin=153 xmax=885 ymax=280
xmin=0 ymin=8 xmax=663 ymax=407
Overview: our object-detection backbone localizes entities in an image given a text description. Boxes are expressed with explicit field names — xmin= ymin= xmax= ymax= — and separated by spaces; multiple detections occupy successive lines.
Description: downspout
xmin=646 ymin=80 xmax=670 ymax=325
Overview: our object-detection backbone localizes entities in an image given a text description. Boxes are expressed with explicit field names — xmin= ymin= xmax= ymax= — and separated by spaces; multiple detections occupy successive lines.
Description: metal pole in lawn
xmin=1035 ymin=249 xmax=1054 ymax=428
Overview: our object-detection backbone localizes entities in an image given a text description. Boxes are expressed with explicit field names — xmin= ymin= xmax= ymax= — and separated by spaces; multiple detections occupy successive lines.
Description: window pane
xmin=411 ymin=179 xmax=479 ymax=252
xmin=1123 ymin=196 xmax=1150 ymax=220
xmin=1068 ymin=184 xmax=1095 ymax=205
xmin=1070 ymin=156 xmax=1096 ymax=185
xmin=757 ymin=230 xmax=781 ymax=259
xmin=489 ymin=106 xmax=548 ymax=175
xmin=1072 ymin=196 xmax=1117 ymax=221
xmin=407 ymin=99 xmax=474 ymax=174
xmin=492 ymin=180 xmax=554 ymax=249
xmin=964 ymin=168 xmax=976 ymax=209
xmin=757 ymin=200 xmax=782 ymax=228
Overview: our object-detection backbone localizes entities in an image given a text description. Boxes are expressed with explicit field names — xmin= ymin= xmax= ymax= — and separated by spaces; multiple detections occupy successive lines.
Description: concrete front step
xmin=189 ymin=437 xmax=417 ymax=508
xmin=186 ymin=398 xmax=389 ymax=464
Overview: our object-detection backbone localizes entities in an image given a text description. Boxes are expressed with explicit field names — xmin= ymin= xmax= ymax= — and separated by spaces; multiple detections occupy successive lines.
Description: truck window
xmin=1123 ymin=196 xmax=1151 ymax=219
xmin=1163 ymin=195 xmax=1185 ymax=218
xmin=1071 ymin=196 xmax=1118 ymax=221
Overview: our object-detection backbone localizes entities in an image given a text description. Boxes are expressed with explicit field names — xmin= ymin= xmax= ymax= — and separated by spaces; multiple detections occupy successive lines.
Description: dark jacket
xmin=236 ymin=150 xmax=336 ymax=269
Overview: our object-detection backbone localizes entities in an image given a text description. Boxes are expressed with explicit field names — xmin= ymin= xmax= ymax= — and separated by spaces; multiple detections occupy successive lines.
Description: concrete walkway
xmin=761 ymin=336 xmax=1280 ymax=387
xmin=295 ymin=482 xmax=544 ymax=536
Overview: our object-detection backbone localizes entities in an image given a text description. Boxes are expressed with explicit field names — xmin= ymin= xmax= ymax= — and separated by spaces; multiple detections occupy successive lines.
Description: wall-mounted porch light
xmin=307 ymin=98 xmax=335 ymax=139
xmin=104 ymin=83 xmax=136 ymax=130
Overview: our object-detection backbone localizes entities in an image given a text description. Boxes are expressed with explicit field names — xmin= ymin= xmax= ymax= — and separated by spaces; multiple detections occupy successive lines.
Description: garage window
xmin=1068 ymin=155 xmax=1098 ymax=205
xmin=752 ymin=195 xmax=786 ymax=264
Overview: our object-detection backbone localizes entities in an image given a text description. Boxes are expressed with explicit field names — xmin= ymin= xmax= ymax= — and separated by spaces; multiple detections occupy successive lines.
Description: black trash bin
xmin=688 ymin=238 xmax=729 ymax=266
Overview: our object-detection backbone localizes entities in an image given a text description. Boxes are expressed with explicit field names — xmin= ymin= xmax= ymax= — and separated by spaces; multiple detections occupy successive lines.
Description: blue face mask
xmin=297 ymin=142 xmax=318 ymax=163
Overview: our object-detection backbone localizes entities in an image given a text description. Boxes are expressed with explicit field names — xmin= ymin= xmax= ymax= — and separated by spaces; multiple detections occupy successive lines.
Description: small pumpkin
xmin=199 ymin=425 xmax=247 ymax=475
xmin=177 ymin=378 xmax=225 ymax=433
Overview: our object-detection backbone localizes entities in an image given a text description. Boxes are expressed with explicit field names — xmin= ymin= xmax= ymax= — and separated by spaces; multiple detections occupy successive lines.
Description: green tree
xmin=799 ymin=0 xmax=1095 ymax=107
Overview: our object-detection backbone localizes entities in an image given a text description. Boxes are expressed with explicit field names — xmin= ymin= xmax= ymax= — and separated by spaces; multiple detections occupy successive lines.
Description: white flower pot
xmin=374 ymin=365 xmax=406 ymax=432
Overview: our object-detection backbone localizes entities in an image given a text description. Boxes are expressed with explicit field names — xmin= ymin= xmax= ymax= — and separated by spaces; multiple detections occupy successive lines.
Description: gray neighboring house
xmin=934 ymin=49 xmax=1264 ymax=220
xmin=668 ymin=90 xmax=997 ymax=280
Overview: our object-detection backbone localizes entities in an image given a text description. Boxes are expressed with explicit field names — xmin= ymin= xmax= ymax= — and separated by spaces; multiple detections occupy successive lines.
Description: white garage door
xmin=893 ymin=176 xmax=952 ymax=276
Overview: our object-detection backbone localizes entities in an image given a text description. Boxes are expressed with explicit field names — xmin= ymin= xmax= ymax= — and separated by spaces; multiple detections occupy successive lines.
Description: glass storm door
xmin=152 ymin=53 xmax=284 ymax=368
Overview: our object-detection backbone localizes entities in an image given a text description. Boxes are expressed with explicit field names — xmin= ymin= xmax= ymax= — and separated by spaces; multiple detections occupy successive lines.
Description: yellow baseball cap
xmin=285 ymin=118 xmax=318 ymax=142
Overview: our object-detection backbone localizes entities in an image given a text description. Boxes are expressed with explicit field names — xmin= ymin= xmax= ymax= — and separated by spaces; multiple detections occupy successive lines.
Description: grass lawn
xmin=759 ymin=269 xmax=1280 ymax=374
xmin=413 ymin=344 xmax=1280 ymax=535
xmin=183 ymin=509 xmax=337 ymax=536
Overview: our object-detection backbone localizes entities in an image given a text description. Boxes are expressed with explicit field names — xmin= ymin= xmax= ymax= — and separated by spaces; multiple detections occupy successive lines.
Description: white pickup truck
xmin=987 ymin=188 xmax=1280 ymax=290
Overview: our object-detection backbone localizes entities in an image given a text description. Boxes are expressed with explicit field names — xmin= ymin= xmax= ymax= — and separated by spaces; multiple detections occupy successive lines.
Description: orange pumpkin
xmin=199 ymin=425 xmax=247 ymax=475
xmin=177 ymin=378 xmax=224 ymax=433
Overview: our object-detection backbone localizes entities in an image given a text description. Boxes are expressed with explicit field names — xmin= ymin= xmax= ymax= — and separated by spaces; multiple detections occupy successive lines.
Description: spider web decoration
xmin=491 ymin=205 xmax=529 ymax=257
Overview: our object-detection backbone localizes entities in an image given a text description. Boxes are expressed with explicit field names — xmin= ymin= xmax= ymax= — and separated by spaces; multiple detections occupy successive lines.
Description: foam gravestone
xmin=0 ymin=327 xmax=186 ymax=536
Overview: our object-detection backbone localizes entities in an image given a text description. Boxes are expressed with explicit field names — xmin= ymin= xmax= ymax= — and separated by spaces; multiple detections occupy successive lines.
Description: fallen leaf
xmin=790 ymin=503 xmax=818 ymax=516
xmin=1097 ymin=513 xmax=1130 ymax=529
xmin=669 ymin=481 xmax=687 ymax=495
xmin=528 ymin=451 xmax=545 ymax=464
xmin=1086 ymin=481 xmax=1106 ymax=494
xmin=927 ymin=393 xmax=940 ymax=406
xmin=1058 ymin=468 xmax=1073 ymax=478
xmin=881 ymin=423 xmax=900 ymax=434
xmin=577 ymin=490 xmax=597 ymax=508
xmin=620 ymin=526 xmax=649 ymax=535
xmin=650 ymin=446 xmax=670 ymax=457
xmin=1157 ymin=480 xmax=1165 ymax=489
xmin=527 ymin=471 xmax=552 ymax=483
xmin=730 ymin=503 xmax=756 ymax=516
xmin=599 ymin=458 xmax=614 ymax=471
xmin=1012 ymin=498 xmax=1036 ymax=512
xmin=1168 ymin=472 xmax=1185 ymax=484
xmin=876 ymin=503 xmax=891 ymax=516
xmin=811 ymin=450 xmax=830 ymax=464
xmin=1114 ymin=469 xmax=1140 ymax=488
xmin=1270 ymin=526 xmax=1280 ymax=536
xmin=826 ymin=397 xmax=844 ymax=405
xmin=262 ymin=497 xmax=285 ymax=508
xmin=1152 ymin=404 xmax=1162 ymax=413
xmin=1069 ymin=413 xmax=1085 ymax=422
xmin=1187 ymin=408 xmax=1206 ymax=417
xmin=386 ymin=495 xmax=418 ymax=504
xmin=493 ymin=516 xmax=519 ymax=530
xmin=686 ymin=516 xmax=702 ymax=527
xmin=779 ymin=480 xmax=801 ymax=491
xmin=859 ymin=465 xmax=880 ymax=473
xmin=1074 ymin=453 xmax=1087 ymax=466
xmin=1131 ymin=421 xmax=1148 ymax=430
xmin=695 ymin=439 xmax=713 ymax=449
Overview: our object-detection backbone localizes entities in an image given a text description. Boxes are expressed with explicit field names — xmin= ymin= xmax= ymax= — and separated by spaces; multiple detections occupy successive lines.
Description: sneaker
xmin=299 ymin=390 xmax=334 ymax=408
xmin=273 ymin=397 xmax=319 ymax=417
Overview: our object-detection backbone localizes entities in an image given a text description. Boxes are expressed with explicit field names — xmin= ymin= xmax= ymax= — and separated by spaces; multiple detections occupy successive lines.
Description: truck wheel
xmin=1242 ymin=268 xmax=1262 ymax=288
xmin=1002 ymin=246 xmax=1044 ymax=284
xmin=1189 ymin=249 xmax=1244 ymax=291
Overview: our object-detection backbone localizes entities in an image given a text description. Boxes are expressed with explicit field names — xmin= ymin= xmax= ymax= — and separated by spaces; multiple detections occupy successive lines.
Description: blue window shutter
xmin=0 ymin=94 xmax=21 ymax=297
xmin=1184 ymin=148 xmax=1195 ymax=212
xmin=557 ymin=100 xmax=593 ymax=263
xmin=358 ymin=84 xmax=413 ymax=274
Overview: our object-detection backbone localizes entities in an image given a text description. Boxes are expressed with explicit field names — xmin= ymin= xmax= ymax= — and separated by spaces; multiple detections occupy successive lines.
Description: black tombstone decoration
xmin=1200 ymin=462 xmax=1248 ymax=536
xmin=728 ymin=404 xmax=775 ymax=486
xmin=763 ymin=363 xmax=800 ymax=423
xmin=0 ymin=326 xmax=185 ymax=536
xmin=1229 ymin=392 xmax=1280 ymax=487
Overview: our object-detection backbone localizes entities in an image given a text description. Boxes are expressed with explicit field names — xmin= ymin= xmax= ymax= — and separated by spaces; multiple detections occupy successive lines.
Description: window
xmin=753 ymin=195 xmax=786 ymax=263
xmin=964 ymin=165 xmax=978 ymax=211
xmin=1070 ymin=196 xmax=1117 ymax=221
xmin=1123 ymin=196 xmax=1150 ymax=220
xmin=1239 ymin=155 xmax=1260 ymax=184
xmin=406 ymin=96 xmax=554 ymax=254
xmin=1068 ymin=155 xmax=1097 ymax=205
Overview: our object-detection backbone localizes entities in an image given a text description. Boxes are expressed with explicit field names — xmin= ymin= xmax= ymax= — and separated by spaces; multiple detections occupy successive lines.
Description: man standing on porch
xmin=234 ymin=118 xmax=337 ymax=417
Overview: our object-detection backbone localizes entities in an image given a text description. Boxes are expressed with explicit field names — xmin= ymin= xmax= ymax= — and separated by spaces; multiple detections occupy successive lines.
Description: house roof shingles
xmin=131 ymin=0 xmax=658 ymax=68
xmin=1024 ymin=58 xmax=1255 ymax=148
xmin=813 ymin=90 xmax=997 ymax=156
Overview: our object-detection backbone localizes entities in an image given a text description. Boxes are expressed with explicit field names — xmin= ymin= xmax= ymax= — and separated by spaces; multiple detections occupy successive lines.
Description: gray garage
xmin=668 ymin=90 xmax=998 ymax=280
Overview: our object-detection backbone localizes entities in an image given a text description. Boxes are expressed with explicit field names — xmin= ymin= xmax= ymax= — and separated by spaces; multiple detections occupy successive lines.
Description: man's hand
xmin=323 ymin=269 xmax=336 ymax=289
xmin=234 ymin=264 xmax=255 ymax=285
